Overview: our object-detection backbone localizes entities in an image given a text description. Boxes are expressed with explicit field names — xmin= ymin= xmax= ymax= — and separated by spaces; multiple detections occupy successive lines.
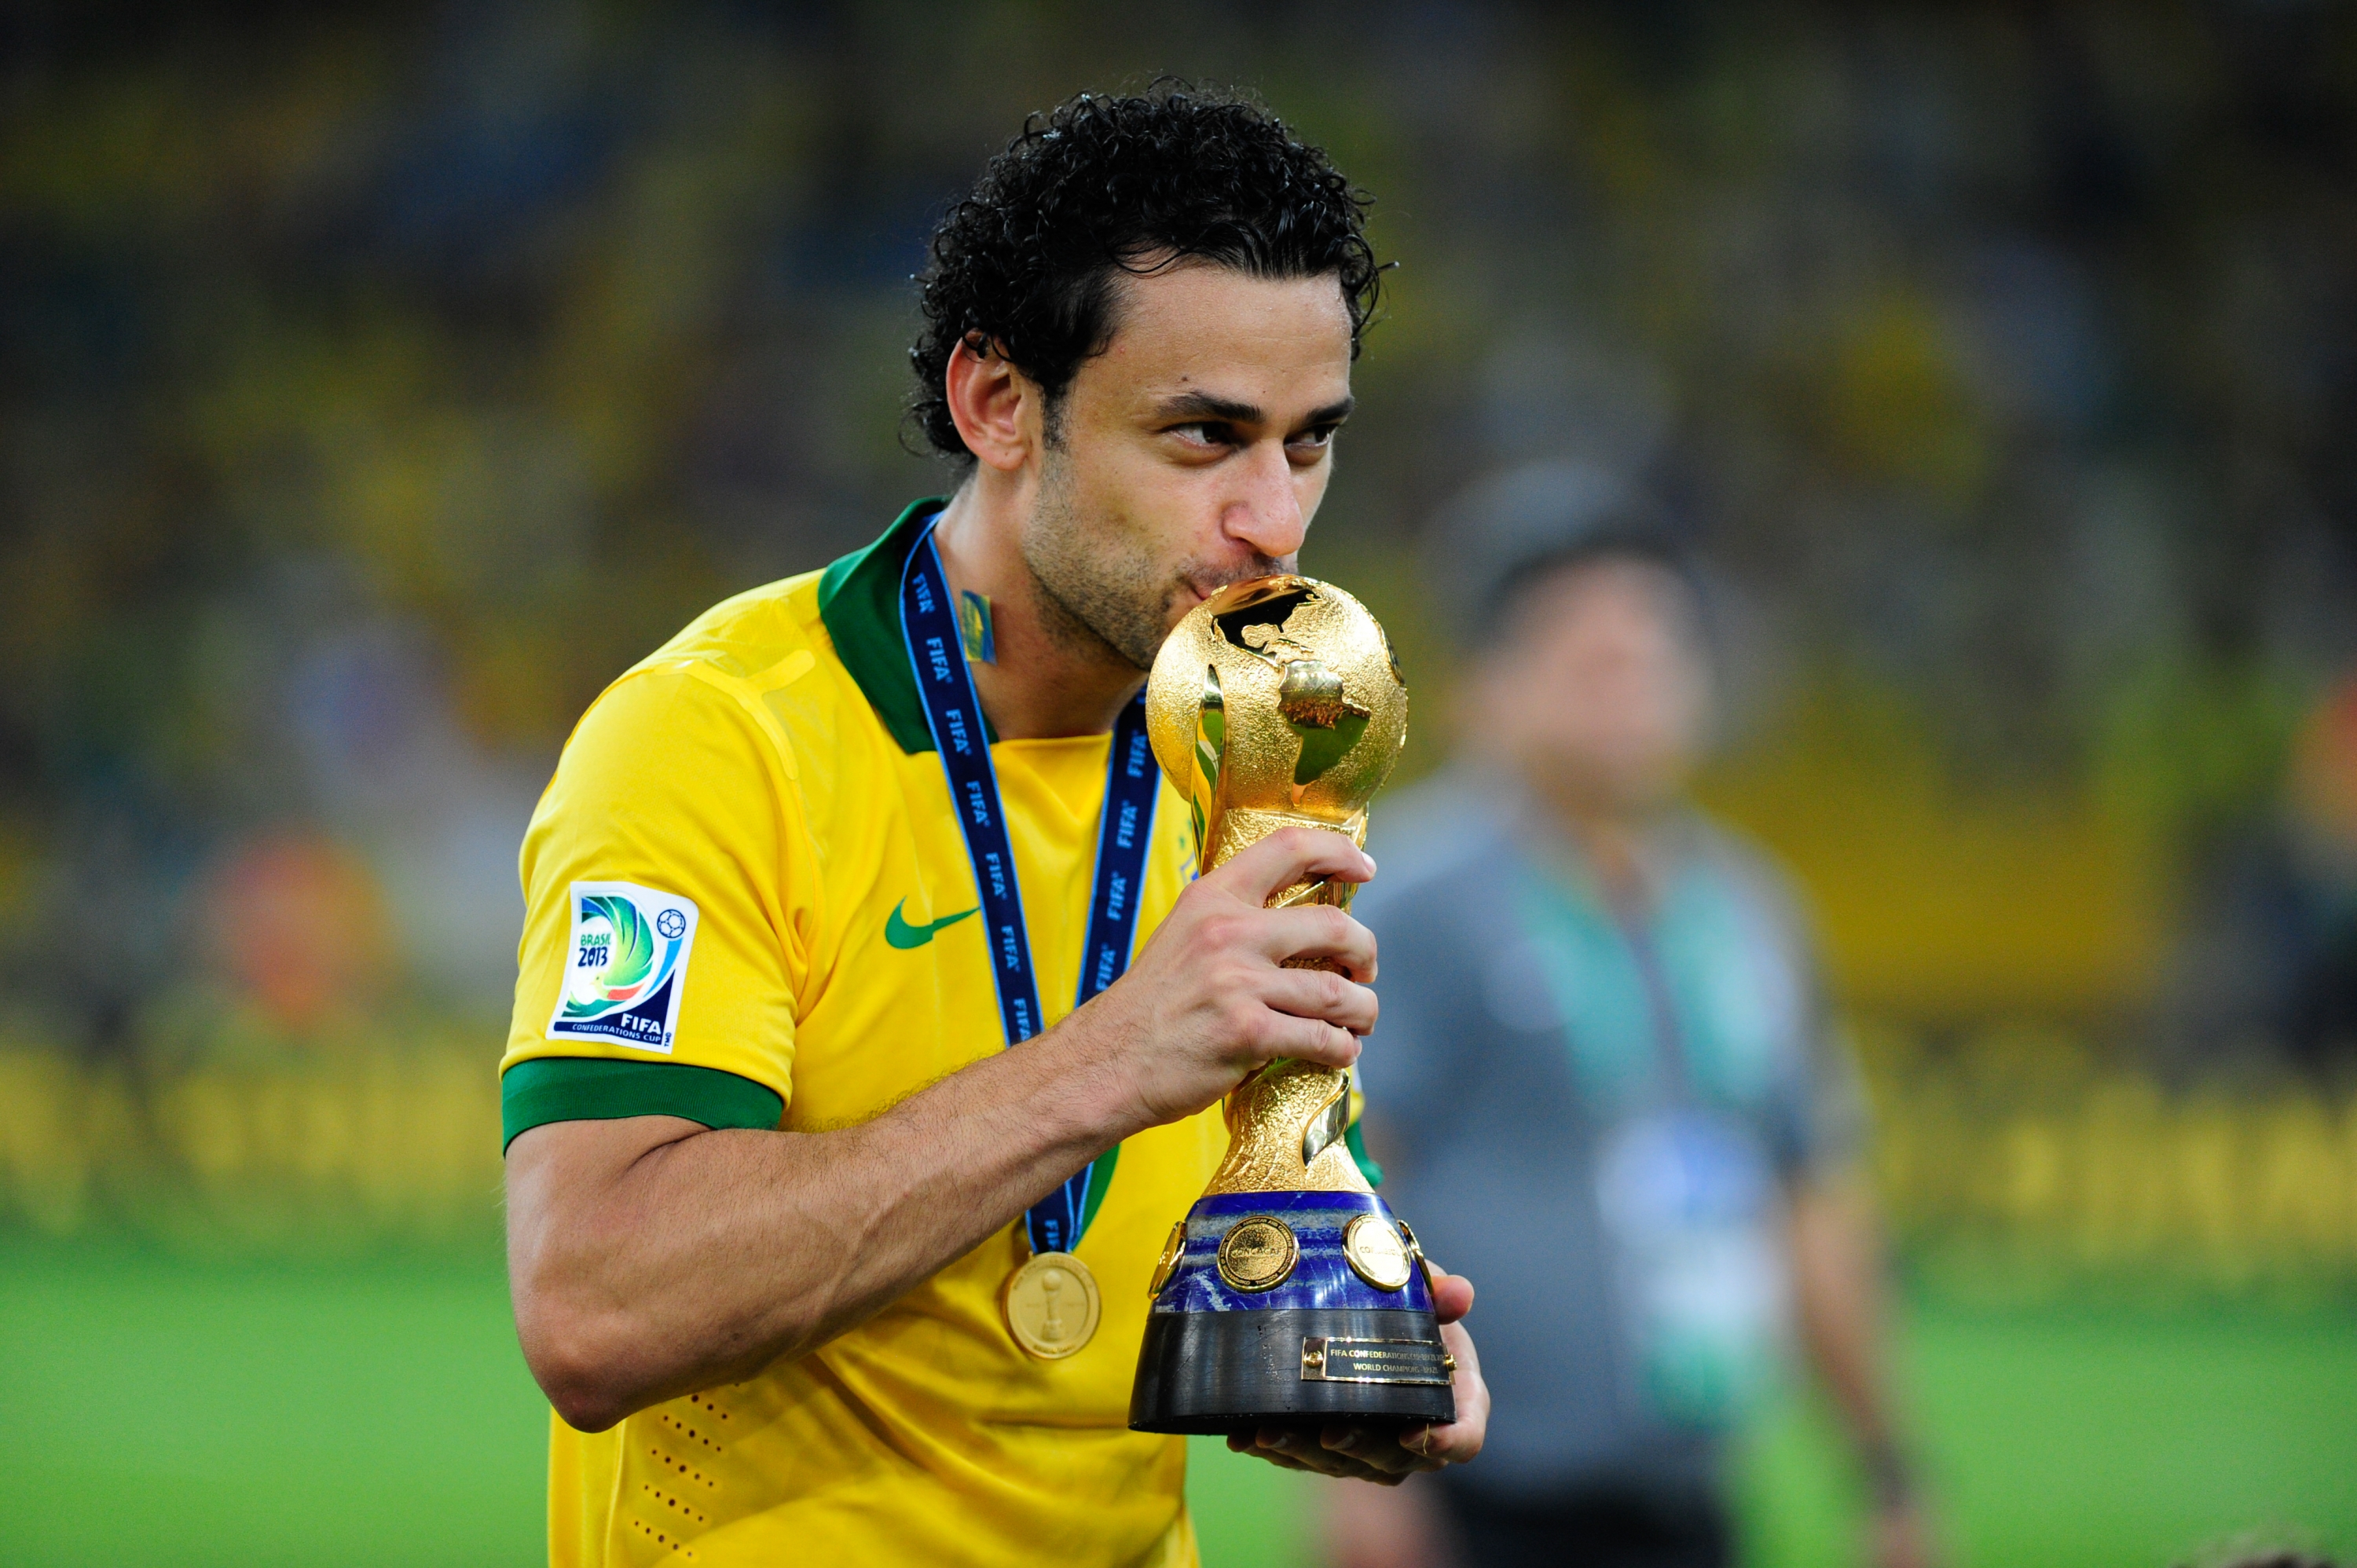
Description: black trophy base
xmin=1129 ymin=1307 xmax=1456 ymax=1436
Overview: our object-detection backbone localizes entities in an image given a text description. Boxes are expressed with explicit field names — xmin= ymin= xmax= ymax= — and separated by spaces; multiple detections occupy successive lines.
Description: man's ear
xmin=943 ymin=337 xmax=1036 ymax=474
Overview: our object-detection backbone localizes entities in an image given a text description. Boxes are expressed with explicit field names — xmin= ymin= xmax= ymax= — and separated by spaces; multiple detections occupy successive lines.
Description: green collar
xmin=820 ymin=496 xmax=988 ymax=755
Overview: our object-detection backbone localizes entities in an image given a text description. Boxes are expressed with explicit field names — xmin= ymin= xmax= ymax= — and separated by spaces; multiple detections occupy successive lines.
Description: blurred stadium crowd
xmin=0 ymin=2 xmax=2353 ymax=1280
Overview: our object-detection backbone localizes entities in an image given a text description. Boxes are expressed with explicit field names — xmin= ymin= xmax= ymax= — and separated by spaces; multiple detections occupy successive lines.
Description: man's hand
xmin=1069 ymin=826 xmax=1381 ymax=1129
xmin=1226 ymin=1267 xmax=1489 ymax=1485
xmin=1871 ymin=1497 xmax=1938 ymax=1568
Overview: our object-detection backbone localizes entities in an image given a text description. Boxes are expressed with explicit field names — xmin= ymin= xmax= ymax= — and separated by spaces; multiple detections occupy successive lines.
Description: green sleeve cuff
xmin=500 ymin=1057 xmax=785 ymax=1152
xmin=1078 ymin=1144 xmax=1120 ymax=1239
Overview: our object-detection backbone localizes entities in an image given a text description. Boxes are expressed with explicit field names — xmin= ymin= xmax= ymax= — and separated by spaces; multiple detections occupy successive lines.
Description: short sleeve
xmin=500 ymin=665 xmax=811 ymax=1147
xmin=1769 ymin=970 xmax=1870 ymax=1181
xmin=1733 ymin=851 xmax=1867 ymax=1181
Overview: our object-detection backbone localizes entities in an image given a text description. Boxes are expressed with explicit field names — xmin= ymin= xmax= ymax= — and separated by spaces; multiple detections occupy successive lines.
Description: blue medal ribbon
xmin=899 ymin=518 xmax=1160 ymax=1255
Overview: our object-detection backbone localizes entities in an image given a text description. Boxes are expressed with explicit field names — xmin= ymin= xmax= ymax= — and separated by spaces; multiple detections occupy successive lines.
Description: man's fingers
xmin=1238 ymin=1427 xmax=1404 ymax=1483
xmin=1237 ymin=1427 xmax=1325 ymax=1472
xmin=1429 ymin=1269 xmax=1474 ymax=1324
xmin=1407 ymin=1422 xmax=1478 ymax=1467
xmin=1258 ymin=965 xmax=1380 ymax=1037
xmin=1252 ymin=903 xmax=1377 ymax=981
xmin=1439 ymin=1317 xmax=1479 ymax=1390
xmin=1250 ymin=1013 xmax=1363 ymax=1071
xmin=1397 ymin=1410 xmax=1479 ymax=1468
xmin=1248 ymin=1448 xmax=1320 ymax=1475
xmin=1318 ymin=1424 xmax=1444 ymax=1478
xmin=1397 ymin=1424 xmax=1442 ymax=1463
xmin=1203 ymin=826 xmax=1375 ymax=908
xmin=1413 ymin=1319 xmax=1487 ymax=1466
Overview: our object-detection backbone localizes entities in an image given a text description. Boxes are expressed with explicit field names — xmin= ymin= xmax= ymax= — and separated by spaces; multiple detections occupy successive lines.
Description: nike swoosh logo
xmin=885 ymin=899 xmax=979 ymax=949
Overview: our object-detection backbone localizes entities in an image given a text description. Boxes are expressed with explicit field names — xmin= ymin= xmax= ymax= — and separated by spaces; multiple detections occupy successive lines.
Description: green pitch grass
xmin=1 ymin=1243 xmax=2350 ymax=1566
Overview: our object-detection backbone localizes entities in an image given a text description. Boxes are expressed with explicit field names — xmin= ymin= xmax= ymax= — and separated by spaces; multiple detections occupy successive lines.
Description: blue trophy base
xmin=1127 ymin=1191 xmax=1455 ymax=1435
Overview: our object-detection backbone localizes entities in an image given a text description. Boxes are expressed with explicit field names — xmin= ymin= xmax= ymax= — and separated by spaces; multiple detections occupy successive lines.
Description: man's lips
xmin=1178 ymin=561 xmax=1290 ymax=606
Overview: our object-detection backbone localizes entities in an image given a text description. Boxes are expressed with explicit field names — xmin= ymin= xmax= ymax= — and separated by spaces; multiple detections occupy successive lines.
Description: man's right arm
xmin=505 ymin=827 xmax=1380 ymax=1433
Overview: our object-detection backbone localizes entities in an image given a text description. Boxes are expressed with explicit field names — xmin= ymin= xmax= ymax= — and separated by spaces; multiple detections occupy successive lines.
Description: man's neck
xmin=1525 ymin=771 xmax=1659 ymax=911
xmin=927 ymin=482 xmax=1146 ymax=741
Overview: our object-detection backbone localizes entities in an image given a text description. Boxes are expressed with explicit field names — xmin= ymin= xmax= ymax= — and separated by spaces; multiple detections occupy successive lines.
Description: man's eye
xmin=1288 ymin=426 xmax=1339 ymax=451
xmin=1171 ymin=423 xmax=1229 ymax=445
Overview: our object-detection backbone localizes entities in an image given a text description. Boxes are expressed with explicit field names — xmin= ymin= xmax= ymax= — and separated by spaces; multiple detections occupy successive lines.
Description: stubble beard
xmin=1018 ymin=449 xmax=1282 ymax=673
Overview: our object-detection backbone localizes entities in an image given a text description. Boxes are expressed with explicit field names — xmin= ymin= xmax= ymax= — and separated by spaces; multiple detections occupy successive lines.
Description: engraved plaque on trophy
xmin=1127 ymin=575 xmax=1455 ymax=1435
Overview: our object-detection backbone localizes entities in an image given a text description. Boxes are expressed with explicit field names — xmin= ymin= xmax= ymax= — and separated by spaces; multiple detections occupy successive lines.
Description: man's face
xmin=1020 ymin=259 xmax=1355 ymax=669
xmin=1475 ymin=559 xmax=1711 ymax=815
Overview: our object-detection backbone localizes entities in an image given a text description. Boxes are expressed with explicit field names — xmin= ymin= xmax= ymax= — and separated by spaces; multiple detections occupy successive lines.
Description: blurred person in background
xmin=1329 ymin=464 xmax=1932 ymax=1568
xmin=2282 ymin=677 xmax=2357 ymax=1070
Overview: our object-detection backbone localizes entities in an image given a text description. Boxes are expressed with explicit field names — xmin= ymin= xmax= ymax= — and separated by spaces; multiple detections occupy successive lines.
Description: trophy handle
xmin=1204 ymin=1058 xmax=1369 ymax=1196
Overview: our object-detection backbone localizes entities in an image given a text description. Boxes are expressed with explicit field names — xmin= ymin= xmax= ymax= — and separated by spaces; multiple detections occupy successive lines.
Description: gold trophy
xmin=1127 ymin=576 xmax=1454 ymax=1434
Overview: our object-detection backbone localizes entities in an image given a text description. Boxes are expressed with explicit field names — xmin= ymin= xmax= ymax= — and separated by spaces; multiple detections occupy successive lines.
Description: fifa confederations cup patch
xmin=547 ymin=881 xmax=698 ymax=1051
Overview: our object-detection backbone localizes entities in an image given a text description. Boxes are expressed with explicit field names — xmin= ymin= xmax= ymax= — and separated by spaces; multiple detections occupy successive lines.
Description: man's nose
xmin=1222 ymin=440 xmax=1308 ymax=561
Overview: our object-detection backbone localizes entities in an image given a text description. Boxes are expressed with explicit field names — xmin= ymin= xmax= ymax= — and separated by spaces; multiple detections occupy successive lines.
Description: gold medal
xmin=1343 ymin=1213 xmax=1413 ymax=1291
xmin=1005 ymin=1251 xmax=1102 ymax=1359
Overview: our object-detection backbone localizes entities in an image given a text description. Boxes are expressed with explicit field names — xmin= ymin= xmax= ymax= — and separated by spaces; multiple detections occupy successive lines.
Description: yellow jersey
xmin=501 ymin=500 xmax=1221 ymax=1566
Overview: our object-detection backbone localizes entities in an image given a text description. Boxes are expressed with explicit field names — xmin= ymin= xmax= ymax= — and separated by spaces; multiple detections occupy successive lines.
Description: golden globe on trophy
xmin=1127 ymin=575 xmax=1455 ymax=1435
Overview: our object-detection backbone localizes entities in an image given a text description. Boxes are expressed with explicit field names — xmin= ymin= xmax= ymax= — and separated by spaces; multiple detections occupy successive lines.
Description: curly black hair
xmin=910 ymin=82 xmax=1382 ymax=460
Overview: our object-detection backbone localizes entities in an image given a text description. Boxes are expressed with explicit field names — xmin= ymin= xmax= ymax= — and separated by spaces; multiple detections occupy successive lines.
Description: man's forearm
xmin=1788 ymin=1178 xmax=1911 ymax=1495
xmin=506 ymin=1013 xmax=1143 ymax=1431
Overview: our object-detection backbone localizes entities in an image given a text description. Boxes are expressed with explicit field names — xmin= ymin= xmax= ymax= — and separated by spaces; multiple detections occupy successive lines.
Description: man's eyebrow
xmin=1152 ymin=391 xmax=1358 ymax=427
xmin=1154 ymin=390 xmax=1264 ymax=424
